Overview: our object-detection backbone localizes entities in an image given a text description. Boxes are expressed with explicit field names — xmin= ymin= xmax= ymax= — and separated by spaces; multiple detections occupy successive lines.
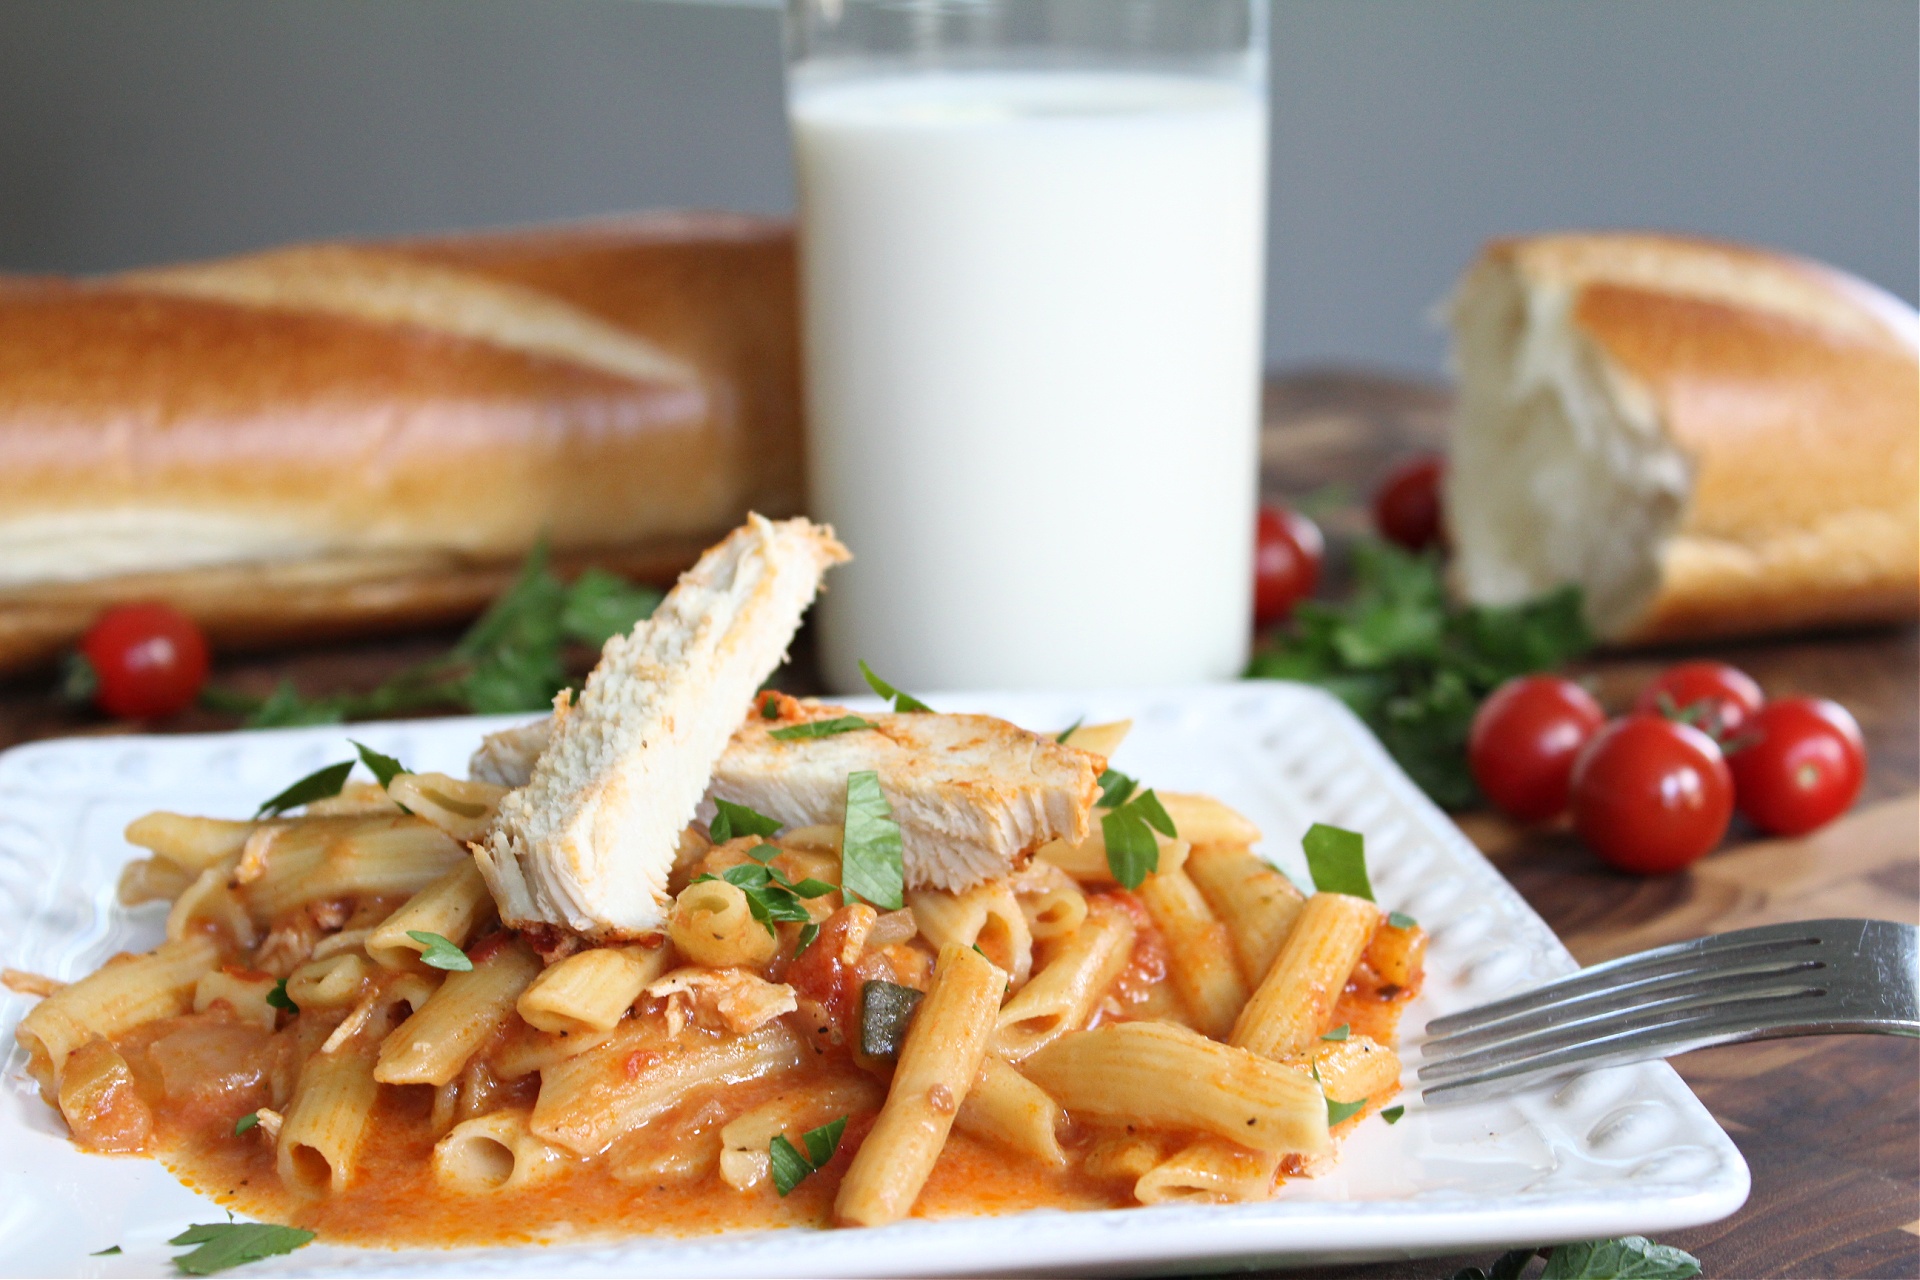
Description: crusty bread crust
xmin=0 ymin=212 xmax=804 ymax=669
xmin=1456 ymin=232 xmax=1918 ymax=645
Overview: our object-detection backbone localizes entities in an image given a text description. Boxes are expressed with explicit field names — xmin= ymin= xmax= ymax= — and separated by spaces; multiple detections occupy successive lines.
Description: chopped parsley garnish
xmin=265 ymin=978 xmax=298 ymax=1014
xmin=1326 ymin=1095 xmax=1367 ymax=1126
xmin=768 ymin=715 xmax=877 ymax=742
xmin=759 ymin=692 xmax=783 ymax=720
xmin=859 ymin=980 xmax=924 ymax=1059
xmin=769 ymin=1116 xmax=849 ymax=1195
xmin=205 ymin=541 xmax=661 ymax=726
xmin=693 ymin=844 xmax=836 ymax=938
xmin=840 ymin=770 xmax=904 ymax=910
xmin=349 ymin=740 xmax=407 ymax=789
xmin=1388 ymin=911 xmax=1418 ymax=929
xmin=1303 ymin=823 xmax=1373 ymax=900
xmin=1380 ymin=1104 xmax=1405 ymax=1125
xmin=253 ymin=760 xmax=354 ymax=818
xmin=1101 ymin=788 xmax=1176 ymax=890
xmin=90 ymin=1246 xmax=121 ymax=1256
xmin=1056 ymin=717 xmax=1084 ymax=744
xmin=408 ymin=931 xmax=474 ymax=972
xmin=168 ymin=1222 xmax=316 ymax=1275
xmin=794 ymin=921 xmax=821 ymax=957
xmin=858 ymin=660 xmax=933 ymax=713
xmin=1097 ymin=767 xmax=1138 ymax=809
xmin=1320 ymin=1024 xmax=1351 ymax=1042
xmin=232 ymin=1112 xmax=260 ymax=1136
xmin=1247 ymin=538 xmax=1590 ymax=810
xmin=709 ymin=798 xmax=784 ymax=844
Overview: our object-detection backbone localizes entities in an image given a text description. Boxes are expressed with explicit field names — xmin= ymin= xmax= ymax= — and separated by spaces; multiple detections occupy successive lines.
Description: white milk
xmin=793 ymin=71 xmax=1268 ymax=692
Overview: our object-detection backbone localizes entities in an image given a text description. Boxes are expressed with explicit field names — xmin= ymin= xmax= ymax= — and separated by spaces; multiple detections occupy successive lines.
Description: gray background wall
xmin=2 ymin=0 xmax=1913 ymax=374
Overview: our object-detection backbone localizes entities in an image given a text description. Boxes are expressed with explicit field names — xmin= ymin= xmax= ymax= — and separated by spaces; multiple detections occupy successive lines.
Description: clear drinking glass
xmin=788 ymin=0 xmax=1269 ymax=692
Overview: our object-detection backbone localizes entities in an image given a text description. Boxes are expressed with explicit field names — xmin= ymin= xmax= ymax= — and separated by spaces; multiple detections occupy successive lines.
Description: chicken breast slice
xmin=475 ymin=515 xmax=849 ymax=940
xmin=711 ymin=702 xmax=1103 ymax=892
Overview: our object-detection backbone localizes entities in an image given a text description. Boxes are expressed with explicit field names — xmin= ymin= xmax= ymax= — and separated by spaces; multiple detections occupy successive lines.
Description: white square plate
xmin=0 ymin=682 xmax=1747 ymax=1277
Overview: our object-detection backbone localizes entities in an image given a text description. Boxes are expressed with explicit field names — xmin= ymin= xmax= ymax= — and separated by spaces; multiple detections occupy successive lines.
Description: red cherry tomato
xmin=1570 ymin=715 xmax=1734 ymax=875
xmin=1253 ymin=505 xmax=1324 ymax=627
xmin=77 ymin=603 xmax=209 ymax=720
xmin=1727 ymin=697 xmax=1866 ymax=836
xmin=1634 ymin=661 xmax=1764 ymax=737
xmin=1372 ymin=455 xmax=1445 ymax=551
xmin=1469 ymin=675 xmax=1607 ymax=822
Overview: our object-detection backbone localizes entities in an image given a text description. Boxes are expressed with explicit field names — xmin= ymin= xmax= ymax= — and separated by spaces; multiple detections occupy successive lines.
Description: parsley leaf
xmin=408 ymin=930 xmax=473 ymax=972
xmin=254 ymin=760 xmax=354 ymax=818
xmin=1381 ymin=1104 xmax=1405 ymax=1124
xmin=1056 ymin=717 xmax=1085 ymax=743
xmin=1303 ymin=823 xmax=1373 ymax=900
xmin=1097 ymin=767 xmax=1138 ymax=809
xmin=1326 ymin=1095 xmax=1367 ymax=1126
xmin=858 ymin=660 xmax=933 ymax=713
xmin=840 ymin=770 xmax=904 ymax=910
xmin=1540 ymin=1238 xmax=1701 ymax=1280
xmin=90 ymin=1245 xmax=121 ymax=1256
xmin=709 ymin=798 xmax=784 ymax=844
xmin=1248 ymin=539 xmax=1590 ymax=809
xmin=233 ymin=1112 xmax=260 ymax=1135
xmin=558 ymin=567 xmax=662 ymax=649
xmin=168 ymin=1222 xmax=315 ymax=1275
xmin=794 ymin=921 xmax=821 ymax=956
xmin=694 ymin=848 xmax=835 ymax=939
xmin=1101 ymin=787 xmax=1177 ymax=890
xmin=1321 ymin=1023 xmax=1351 ymax=1042
xmin=348 ymin=740 xmax=407 ymax=789
xmin=1388 ymin=910 xmax=1418 ymax=929
xmin=770 ymin=1117 xmax=850 ymax=1195
xmin=769 ymin=715 xmax=877 ymax=741
xmin=265 ymin=978 xmax=298 ymax=1014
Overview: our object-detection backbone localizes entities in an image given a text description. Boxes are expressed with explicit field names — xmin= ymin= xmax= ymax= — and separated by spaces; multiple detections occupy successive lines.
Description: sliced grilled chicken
xmin=712 ymin=702 xmax=1102 ymax=892
xmin=475 ymin=515 xmax=848 ymax=940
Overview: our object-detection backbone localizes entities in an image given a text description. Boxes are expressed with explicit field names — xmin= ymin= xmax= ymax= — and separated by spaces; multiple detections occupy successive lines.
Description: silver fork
xmin=1415 ymin=917 xmax=1919 ymax=1107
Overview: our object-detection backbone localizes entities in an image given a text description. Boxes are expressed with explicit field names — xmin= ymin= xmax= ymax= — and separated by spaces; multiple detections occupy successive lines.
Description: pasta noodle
xmin=953 ymin=1054 xmax=1067 ymax=1167
xmin=375 ymin=939 xmax=542 ymax=1087
xmin=1229 ymin=892 xmax=1379 ymax=1059
xmin=718 ymin=1076 xmax=884 ymax=1191
xmin=992 ymin=900 xmax=1134 ymax=1060
xmin=1136 ymin=860 xmax=1247 ymax=1038
xmin=836 ymin=944 xmax=1005 ymax=1227
xmin=517 ymin=943 xmax=672 ymax=1035
xmin=907 ymin=882 xmax=1033 ymax=985
xmin=1012 ymin=861 xmax=1088 ymax=941
xmin=433 ymin=1108 xmax=572 ymax=1193
xmin=1134 ymin=1138 xmax=1278 ymax=1204
xmin=279 ymin=1040 xmax=380 ymax=1194
xmin=669 ymin=879 xmax=777 ymax=969
xmin=17 ymin=936 xmax=219 ymax=1082
xmin=1185 ymin=844 xmax=1305 ymax=984
xmin=365 ymin=861 xmax=497 ymax=970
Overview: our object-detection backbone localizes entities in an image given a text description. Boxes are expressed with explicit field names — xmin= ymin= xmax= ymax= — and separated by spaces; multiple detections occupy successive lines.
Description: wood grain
xmin=0 ymin=370 xmax=1911 ymax=1276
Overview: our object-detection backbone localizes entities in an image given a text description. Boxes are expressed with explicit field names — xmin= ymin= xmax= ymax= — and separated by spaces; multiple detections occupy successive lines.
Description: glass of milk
xmin=788 ymin=0 xmax=1269 ymax=692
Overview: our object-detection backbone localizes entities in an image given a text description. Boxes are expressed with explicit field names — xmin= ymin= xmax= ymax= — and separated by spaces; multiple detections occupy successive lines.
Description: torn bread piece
xmin=713 ymin=702 xmax=1102 ymax=892
xmin=475 ymin=515 xmax=848 ymax=940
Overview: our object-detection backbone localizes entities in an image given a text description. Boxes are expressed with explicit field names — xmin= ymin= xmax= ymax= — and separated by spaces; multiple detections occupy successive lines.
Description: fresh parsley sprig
xmin=709 ymin=798 xmax=784 ymax=844
xmin=253 ymin=760 xmax=355 ymax=818
xmin=1448 ymin=1237 xmax=1700 ymax=1280
xmin=840 ymin=770 xmax=905 ymax=910
xmin=769 ymin=1116 xmax=849 ymax=1195
xmin=693 ymin=844 xmax=836 ymax=940
xmin=1248 ymin=538 xmax=1590 ymax=809
xmin=1326 ymin=1095 xmax=1367 ymax=1126
xmin=859 ymin=661 xmax=933 ymax=713
xmin=168 ymin=1221 xmax=315 ymax=1275
xmin=408 ymin=930 xmax=473 ymax=972
xmin=769 ymin=715 xmax=877 ymax=741
xmin=1101 ymin=784 xmax=1176 ymax=890
xmin=1303 ymin=823 xmax=1374 ymax=900
xmin=206 ymin=542 xmax=663 ymax=727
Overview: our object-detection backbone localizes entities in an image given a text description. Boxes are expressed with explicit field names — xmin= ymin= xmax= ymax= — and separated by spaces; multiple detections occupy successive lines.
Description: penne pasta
xmin=908 ymin=881 xmax=1033 ymax=985
xmin=193 ymin=967 xmax=280 ymax=1030
xmin=433 ymin=1108 xmax=573 ymax=1193
xmin=366 ymin=861 xmax=497 ymax=970
xmin=1036 ymin=828 xmax=1187 ymax=885
xmin=532 ymin=1019 xmax=806 ymax=1157
xmin=387 ymin=773 xmax=508 ymax=843
xmin=992 ymin=900 xmax=1134 ymax=1060
xmin=1058 ymin=719 xmax=1131 ymax=758
xmin=116 ymin=856 xmax=196 ymax=906
xmin=165 ymin=861 xmax=256 ymax=947
xmin=1021 ymin=1021 xmax=1329 ymax=1157
xmin=242 ymin=817 xmax=466 ymax=920
xmin=1137 ymin=860 xmax=1247 ymax=1038
xmin=1012 ymin=861 xmax=1088 ymax=941
xmin=279 ymin=1041 xmax=380 ymax=1194
xmin=122 ymin=812 xmax=256 ymax=871
xmin=836 ymin=944 xmax=1006 ymax=1227
xmin=286 ymin=953 xmax=374 ymax=1010
xmin=375 ymin=939 xmax=541 ymax=1086
xmin=1185 ymin=844 xmax=1305 ymax=984
xmin=17 ymin=936 xmax=219 ymax=1084
xmin=953 ymin=1054 xmax=1067 ymax=1167
xmin=1229 ymin=892 xmax=1379 ymax=1060
xmin=1155 ymin=793 xmax=1261 ymax=848
xmin=517 ymin=943 xmax=672 ymax=1036
xmin=1301 ymin=1034 xmax=1402 ymax=1120
xmin=1135 ymin=1137 xmax=1279 ymax=1204
xmin=669 ymin=879 xmax=778 ymax=969
xmin=1363 ymin=917 xmax=1428 ymax=991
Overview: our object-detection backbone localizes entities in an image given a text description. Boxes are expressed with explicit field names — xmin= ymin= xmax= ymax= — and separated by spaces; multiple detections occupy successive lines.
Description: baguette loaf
xmin=0 ymin=212 xmax=804 ymax=670
xmin=1445 ymin=232 xmax=1919 ymax=645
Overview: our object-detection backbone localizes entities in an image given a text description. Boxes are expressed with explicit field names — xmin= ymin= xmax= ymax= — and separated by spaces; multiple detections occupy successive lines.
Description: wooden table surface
xmin=1 ymin=372 xmax=1913 ymax=1278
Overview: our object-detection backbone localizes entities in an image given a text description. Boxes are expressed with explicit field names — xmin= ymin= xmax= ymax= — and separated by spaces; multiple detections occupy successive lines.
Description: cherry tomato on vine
xmin=1253 ymin=505 xmax=1324 ymax=627
xmin=72 ymin=602 xmax=209 ymax=720
xmin=1633 ymin=661 xmax=1764 ymax=738
xmin=1468 ymin=675 xmax=1607 ymax=822
xmin=1372 ymin=455 xmax=1445 ymax=551
xmin=1570 ymin=715 xmax=1733 ymax=875
xmin=1727 ymin=697 xmax=1866 ymax=836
